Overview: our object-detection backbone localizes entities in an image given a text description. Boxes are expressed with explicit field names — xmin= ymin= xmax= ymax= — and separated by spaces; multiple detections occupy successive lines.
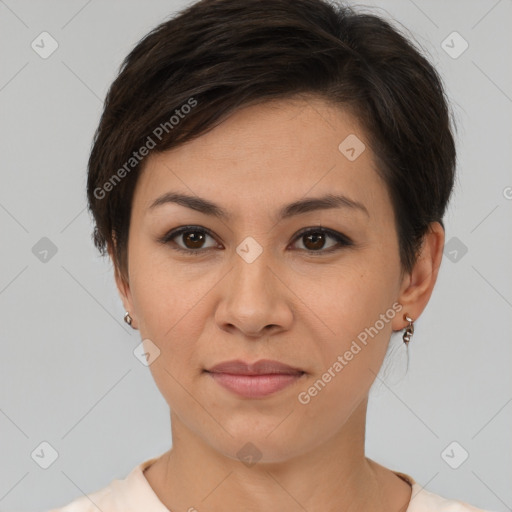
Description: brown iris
xmin=182 ymin=231 xmax=206 ymax=249
xmin=302 ymin=232 xmax=325 ymax=251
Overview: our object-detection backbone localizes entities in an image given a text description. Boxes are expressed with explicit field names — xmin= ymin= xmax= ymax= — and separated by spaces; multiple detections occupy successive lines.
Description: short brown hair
xmin=87 ymin=0 xmax=457 ymax=282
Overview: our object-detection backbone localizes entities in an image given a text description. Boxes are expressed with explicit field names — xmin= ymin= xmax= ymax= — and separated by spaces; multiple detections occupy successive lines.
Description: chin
xmin=203 ymin=427 xmax=313 ymax=467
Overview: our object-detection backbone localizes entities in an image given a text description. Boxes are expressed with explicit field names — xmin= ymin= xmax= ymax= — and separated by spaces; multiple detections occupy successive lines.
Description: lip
xmin=205 ymin=359 xmax=305 ymax=399
xmin=206 ymin=359 xmax=304 ymax=375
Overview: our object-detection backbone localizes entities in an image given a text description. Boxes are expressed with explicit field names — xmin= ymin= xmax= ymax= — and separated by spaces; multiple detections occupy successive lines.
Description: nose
xmin=214 ymin=248 xmax=293 ymax=338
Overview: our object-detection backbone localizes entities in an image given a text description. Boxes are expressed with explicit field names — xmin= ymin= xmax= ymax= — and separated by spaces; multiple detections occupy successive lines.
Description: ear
xmin=107 ymin=241 xmax=138 ymax=330
xmin=392 ymin=221 xmax=445 ymax=331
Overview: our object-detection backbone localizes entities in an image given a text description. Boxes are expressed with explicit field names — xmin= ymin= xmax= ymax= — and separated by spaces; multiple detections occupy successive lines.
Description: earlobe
xmin=108 ymin=240 xmax=137 ymax=329
xmin=393 ymin=222 xmax=445 ymax=331
xmin=116 ymin=273 xmax=138 ymax=330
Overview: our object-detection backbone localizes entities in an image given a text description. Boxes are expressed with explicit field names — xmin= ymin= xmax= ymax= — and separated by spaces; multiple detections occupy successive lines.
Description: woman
xmin=50 ymin=0 xmax=495 ymax=510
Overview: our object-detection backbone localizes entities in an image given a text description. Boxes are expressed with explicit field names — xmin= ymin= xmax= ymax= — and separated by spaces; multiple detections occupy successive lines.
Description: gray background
xmin=0 ymin=0 xmax=511 ymax=511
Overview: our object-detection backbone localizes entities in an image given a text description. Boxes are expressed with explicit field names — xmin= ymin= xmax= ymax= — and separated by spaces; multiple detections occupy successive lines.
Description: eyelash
xmin=157 ymin=225 xmax=354 ymax=257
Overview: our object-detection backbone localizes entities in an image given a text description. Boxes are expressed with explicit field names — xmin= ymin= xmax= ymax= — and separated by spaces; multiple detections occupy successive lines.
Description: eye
xmin=157 ymin=225 xmax=353 ymax=256
xmin=157 ymin=226 xmax=220 ymax=256
xmin=290 ymin=227 xmax=353 ymax=254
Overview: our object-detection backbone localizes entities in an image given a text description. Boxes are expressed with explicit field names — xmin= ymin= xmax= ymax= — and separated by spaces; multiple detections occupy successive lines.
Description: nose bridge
xmin=231 ymin=240 xmax=275 ymax=305
xmin=217 ymin=238 xmax=292 ymax=336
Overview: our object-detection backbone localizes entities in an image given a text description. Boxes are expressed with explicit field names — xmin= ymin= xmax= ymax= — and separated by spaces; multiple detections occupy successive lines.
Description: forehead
xmin=154 ymin=97 xmax=368 ymax=164
xmin=133 ymin=97 xmax=390 ymax=221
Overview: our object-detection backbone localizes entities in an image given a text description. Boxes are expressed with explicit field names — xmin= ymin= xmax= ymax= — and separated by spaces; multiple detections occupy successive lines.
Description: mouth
xmin=205 ymin=358 xmax=304 ymax=375
xmin=204 ymin=359 xmax=306 ymax=399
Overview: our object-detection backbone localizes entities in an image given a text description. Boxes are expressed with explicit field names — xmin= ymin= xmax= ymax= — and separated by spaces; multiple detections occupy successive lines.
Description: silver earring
xmin=402 ymin=314 xmax=414 ymax=345
xmin=124 ymin=311 xmax=133 ymax=327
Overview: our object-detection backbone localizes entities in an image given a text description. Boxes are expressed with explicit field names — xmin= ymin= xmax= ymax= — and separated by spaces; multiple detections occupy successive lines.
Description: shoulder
xmin=408 ymin=482 xmax=496 ymax=512
xmin=47 ymin=457 xmax=164 ymax=512
xmin=47 ymin=485 xmax=114 ymax=512
xmin=390 ymin=470 xmax=495 ymax=512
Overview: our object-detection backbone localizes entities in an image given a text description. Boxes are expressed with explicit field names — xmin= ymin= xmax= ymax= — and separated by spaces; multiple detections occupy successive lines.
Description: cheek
xmin=295 ymin=252 xmax=400 ymax=389
xmin=132 ymin=266 xmax=206 ymax=410
xmin=296 ymin=251 xmax=398 ymax=334
xmin=132 ymin=273 xmax=205 ymax=364
xmin=127 ymin=257 xmax=204 ymax=402
xmin=294 ymin=279 xmax=398 ymax=426
xmin=128 ymin=241 xmax=204 ymax=336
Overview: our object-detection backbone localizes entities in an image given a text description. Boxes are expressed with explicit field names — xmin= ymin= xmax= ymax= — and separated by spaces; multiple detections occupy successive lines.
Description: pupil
xmin=305 ymin=233 xmax=325 ymax=250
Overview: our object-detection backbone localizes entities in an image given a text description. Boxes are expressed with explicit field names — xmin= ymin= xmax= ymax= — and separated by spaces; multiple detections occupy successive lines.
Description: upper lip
xmin=206 ymin=359 xmax=304 ymax=375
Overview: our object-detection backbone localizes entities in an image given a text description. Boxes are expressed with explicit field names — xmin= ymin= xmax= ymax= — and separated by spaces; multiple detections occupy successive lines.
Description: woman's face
xmin=117 ymin=97 xmax=413 ymax=463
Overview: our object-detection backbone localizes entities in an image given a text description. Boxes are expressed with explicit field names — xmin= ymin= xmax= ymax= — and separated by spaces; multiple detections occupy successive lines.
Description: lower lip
xmin=206 ymin=372 xmax=304 ymax=398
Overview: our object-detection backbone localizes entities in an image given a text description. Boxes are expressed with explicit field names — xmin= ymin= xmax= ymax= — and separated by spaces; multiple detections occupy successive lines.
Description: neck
xmin=144 ymin=398 xmax=411 ymax=512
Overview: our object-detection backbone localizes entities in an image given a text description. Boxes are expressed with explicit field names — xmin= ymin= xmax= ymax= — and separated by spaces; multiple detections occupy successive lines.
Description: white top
xmin=48 ymin=457 xmax=494 ymax=512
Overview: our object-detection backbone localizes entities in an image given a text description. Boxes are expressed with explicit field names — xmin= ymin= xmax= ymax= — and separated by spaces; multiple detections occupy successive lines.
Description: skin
xmin=110 ymin=96 xmax=444 ymax=512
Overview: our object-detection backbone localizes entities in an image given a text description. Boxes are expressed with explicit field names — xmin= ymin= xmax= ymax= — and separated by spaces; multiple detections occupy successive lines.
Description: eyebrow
xmin=148 ymin=191 xmax=369 ymax=220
